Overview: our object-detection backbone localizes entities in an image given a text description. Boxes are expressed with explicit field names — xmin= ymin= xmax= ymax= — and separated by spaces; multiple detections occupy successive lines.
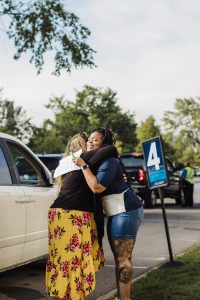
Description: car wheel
xmin=180 ymin=188 xmax=186 ymax=206
xmin=144 ymin=190 xmax=157 ymax=208
xmin=176 ymin=188 xmax=185 ymax=206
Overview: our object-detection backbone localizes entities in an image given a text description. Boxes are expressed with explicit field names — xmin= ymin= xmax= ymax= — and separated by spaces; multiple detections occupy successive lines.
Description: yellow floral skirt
xmin=45 ymin=209 xmax=104 ymax=300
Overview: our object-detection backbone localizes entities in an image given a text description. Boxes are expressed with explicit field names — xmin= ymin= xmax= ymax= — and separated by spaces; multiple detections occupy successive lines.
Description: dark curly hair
xmin=90 ymin=127 xmax=115 ymax=146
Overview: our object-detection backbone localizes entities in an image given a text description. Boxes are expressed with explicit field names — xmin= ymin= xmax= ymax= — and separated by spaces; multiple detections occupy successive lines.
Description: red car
xmin=195 ymin=168 xmax=200 ymax=176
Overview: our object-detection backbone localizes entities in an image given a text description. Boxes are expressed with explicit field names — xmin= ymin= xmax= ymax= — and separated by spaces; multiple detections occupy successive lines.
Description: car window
xmin=165 ymin=159 xmax=174 ymax=174
xmin=0 ymin=146 xmax=12 ymax=185
xmin=121 ymin=156 xmax=145 ymax=167
xmin=8 ymin=143 xmax=45 ymax=186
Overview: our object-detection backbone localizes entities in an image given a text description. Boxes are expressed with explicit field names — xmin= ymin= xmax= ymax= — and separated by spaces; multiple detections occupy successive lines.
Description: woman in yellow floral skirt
xmin=45 ymin=133 xmax=118 ymax=299
xmin=46 ymin=209 xmax=103 ymax=299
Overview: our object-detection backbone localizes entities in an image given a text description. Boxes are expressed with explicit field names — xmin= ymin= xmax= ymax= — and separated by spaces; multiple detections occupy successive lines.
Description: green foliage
xmin=0 ymin=91 xmax=33 ymax=142
xmin=0 ymin=0 xmax=95 ymax=75
xmin=134 ymin=115 xmax=179 ymax=162
xmin=163 ymin=97 xmax=200 ymax=164
xmin=28 ymin=123 xmax=65 ymax=153
xmin=161 ymin=132 xmax=177 ymax=161
xmin=135 ymin=115 xmax=161 ymax=152
xmin=28 ymin=85 xmax=137 ymax=153
xmin=163 ymin=97 xmax=200 ymax=145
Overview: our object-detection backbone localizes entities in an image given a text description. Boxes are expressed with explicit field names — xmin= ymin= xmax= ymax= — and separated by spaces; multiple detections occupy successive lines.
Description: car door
xmin=6 ymin=141 xmax=57 ymax=263
xmin=0 ymin=144 xmax=26 ymax=272
xmin=164 ymin=158 xmax=180 ymax=196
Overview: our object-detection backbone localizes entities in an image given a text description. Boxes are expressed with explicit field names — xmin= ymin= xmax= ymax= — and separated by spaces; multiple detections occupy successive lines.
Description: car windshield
xmin=121 ymin=156 xmax=145 ymax=167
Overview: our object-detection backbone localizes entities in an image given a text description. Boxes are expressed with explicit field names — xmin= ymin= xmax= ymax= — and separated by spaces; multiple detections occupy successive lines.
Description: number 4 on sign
xmin=147 ymin=142 xmax=160 ymax=170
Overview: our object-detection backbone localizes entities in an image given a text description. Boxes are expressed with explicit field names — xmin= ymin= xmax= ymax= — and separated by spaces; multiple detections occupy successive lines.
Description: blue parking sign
xmin=142 ymin=136 xmax=169 ymax=189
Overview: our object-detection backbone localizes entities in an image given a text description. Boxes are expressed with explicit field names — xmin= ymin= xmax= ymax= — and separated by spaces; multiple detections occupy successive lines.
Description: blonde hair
xmin=67 ymin=133 xmax=87 ymax=153
xmin=56 ymin=133 xmax=88 ymax=191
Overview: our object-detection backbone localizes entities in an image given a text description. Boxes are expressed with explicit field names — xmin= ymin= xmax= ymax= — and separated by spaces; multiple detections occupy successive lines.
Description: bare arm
xmin=73 ymin=157 xmax=106 ymax=194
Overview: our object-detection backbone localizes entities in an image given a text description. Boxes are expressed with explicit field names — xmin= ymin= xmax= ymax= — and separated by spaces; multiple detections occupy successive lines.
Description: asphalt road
xmin=0 ymin=178 xmax=200 ymax=300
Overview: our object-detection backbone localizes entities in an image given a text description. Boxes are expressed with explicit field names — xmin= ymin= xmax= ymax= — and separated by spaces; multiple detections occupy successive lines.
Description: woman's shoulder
xmin=99 ymin=145 xmax=118 ymax=157
xmin=99 ymin=157 xmax=119 ymax=169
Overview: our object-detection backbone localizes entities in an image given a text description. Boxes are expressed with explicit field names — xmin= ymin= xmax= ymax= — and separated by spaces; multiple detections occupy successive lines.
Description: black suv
xmin=37 ymin=153 xmax=63 ymax=171
xmin=120 ymin=153 xmax=184 ymax=208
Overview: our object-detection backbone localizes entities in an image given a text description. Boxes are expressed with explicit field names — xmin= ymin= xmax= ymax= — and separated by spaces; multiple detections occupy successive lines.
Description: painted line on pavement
xmin=143 ymin=219 xmax=200 ymax=223
xmin=105 ymin=264 xmax=148 ymax=269
xmin=178 ymin=239 xmax=199 ymax=242
xmin=137 ymin=257 xmax=166 ymax=261
xmin=133 ymin=266 xmax=148 ymax=269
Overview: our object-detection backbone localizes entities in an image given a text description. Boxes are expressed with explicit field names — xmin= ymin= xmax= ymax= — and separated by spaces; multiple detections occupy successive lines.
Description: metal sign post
xmin=158 ymin=188 xmax=173 ymax=262
xmin=142 ymin=136 xmax=183 ymax=268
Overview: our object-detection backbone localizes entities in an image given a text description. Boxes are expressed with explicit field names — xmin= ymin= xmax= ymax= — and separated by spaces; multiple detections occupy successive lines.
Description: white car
xmin=0 ymin=132 xmax=57 ymax=272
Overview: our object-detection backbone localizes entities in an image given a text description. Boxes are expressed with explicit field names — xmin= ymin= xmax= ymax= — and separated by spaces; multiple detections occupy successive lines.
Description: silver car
xmin=0 ymin=132 xmax=57 ymax=272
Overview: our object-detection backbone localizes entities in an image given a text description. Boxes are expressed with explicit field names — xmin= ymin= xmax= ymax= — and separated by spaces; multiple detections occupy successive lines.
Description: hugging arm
xmin=74 ymin=157 xmax=118 ymax=194
xmin=74 ymin=157 xmax=106 ymax=193
xmin=81 ymin=145 xmax=118 ymax=172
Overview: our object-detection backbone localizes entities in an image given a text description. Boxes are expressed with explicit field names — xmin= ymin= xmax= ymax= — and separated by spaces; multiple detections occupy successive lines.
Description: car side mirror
xmin=50 ymin=170 xmax=56 ymax=184
xmin=44 ymin=169 xmax=55 ymax=186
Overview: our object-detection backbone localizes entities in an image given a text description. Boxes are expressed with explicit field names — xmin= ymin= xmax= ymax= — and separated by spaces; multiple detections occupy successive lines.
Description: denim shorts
xmin=107 ymin=206 xmax=144 ymax=240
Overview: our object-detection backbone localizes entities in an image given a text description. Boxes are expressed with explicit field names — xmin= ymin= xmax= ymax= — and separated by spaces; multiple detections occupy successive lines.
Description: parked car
xmin=120 ymin=153 xmax=184 ymax=208
xmin=37 ymin=153 xmax=63 ymax=171
xmin=194 ymin=167 xmax=200 ymax=177
xmin=0 ymin=132 xmax=57 ymax=272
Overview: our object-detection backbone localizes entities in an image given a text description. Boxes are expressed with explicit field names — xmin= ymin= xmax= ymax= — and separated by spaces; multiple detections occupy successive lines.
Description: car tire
xmin=175 ymin=188 xmax=185 ymax=206
xmin=180 ymin=188 xmax=186 ymax=207
xmin=144 ymin=190 xmax=157 ymax=208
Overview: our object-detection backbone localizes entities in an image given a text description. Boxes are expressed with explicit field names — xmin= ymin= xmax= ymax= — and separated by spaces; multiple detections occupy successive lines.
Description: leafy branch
xmin=0 ymin=0 xmax=96 ymax=75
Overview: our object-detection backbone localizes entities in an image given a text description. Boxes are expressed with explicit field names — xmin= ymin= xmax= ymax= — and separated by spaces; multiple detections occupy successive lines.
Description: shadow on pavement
xmin=0 ymin=287 xmax=44 ymax=300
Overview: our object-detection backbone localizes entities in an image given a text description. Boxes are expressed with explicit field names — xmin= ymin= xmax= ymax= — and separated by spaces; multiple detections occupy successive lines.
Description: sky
xmin=0 ymin=0 xmax=200 ymax=127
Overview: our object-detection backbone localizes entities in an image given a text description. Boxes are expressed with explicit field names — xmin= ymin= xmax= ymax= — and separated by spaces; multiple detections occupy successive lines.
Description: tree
xmin=28 ymin=85 xmax=137 ymax=153
xmin=163 ymin=97 xmax=200 ymax=146
xmin=0 ymin=0 xmax=95 ymax=75
xmin=163 ymin=97 xmax=200 ymax=164
xmin=0 ymin=91 xmax=33 ymax=141
xmin=135 ymin=115 xmax=161 ymax=152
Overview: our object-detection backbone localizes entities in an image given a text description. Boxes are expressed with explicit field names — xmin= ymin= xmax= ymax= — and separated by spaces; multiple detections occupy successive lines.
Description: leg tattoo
xmin=112 ymin=239 xmax=136 ymax=283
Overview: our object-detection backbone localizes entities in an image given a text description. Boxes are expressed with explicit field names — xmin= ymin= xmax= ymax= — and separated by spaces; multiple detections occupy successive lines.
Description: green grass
xmin=130 ymin=243 xmax=200 ymax=300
